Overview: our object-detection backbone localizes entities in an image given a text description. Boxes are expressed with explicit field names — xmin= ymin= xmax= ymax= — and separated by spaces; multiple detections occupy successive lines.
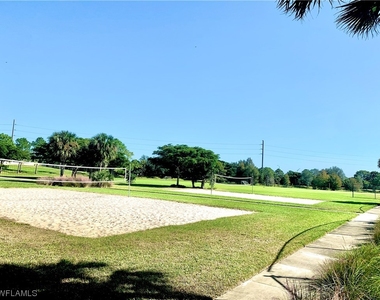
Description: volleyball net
xmin=214 ymin=174 xmax=253 ymax=185
xmin=0 ymin=158 xmax=130 ymax=186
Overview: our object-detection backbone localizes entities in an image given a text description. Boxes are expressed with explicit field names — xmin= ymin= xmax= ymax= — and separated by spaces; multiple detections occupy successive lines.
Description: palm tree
xmin=88 ymin=133 xmax=118 ymax=169
xmin=47 ymin=131 xmax=79 ymax=176
xmin=277 ymin=0 xmax=380 ymax=37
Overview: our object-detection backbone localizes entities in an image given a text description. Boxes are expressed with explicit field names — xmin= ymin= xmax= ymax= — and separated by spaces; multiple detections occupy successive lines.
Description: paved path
xmin=216 ymin=206 xmax=380 ymax=300
xmin=170 ymin=189 xmax=322 ymax=205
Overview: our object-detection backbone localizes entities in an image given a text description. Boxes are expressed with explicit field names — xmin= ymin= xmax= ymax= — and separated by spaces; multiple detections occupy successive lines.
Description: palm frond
xmin=336 ymin=0 xmax=380 ymax=37
xmin=277 ymin=0 xmax=328 ymax=20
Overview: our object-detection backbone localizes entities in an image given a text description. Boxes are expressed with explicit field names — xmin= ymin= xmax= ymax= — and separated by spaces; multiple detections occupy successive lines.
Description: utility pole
xmin=261 ymin=140 xmax=264 ymax=170
xmin=11 ymin=119 xmax=15 ymax=142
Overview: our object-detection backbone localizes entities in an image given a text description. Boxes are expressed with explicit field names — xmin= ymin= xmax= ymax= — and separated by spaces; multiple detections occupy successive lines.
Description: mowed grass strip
xmin=0 ymin=181 xmax=364 ymax=298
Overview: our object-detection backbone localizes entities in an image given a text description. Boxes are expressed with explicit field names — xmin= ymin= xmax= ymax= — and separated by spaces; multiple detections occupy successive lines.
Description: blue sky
xmin=1 ymin=1 xmax=379 ymax=177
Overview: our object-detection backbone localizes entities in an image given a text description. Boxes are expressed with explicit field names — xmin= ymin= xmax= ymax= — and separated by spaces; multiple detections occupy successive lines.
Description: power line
xmin=266 ymin=144 xmax=364 ymax=158
xmin=266 ymin=149 xmax=368 ymax=162
xmin=266 ymin=154 xmax=365 ymax=166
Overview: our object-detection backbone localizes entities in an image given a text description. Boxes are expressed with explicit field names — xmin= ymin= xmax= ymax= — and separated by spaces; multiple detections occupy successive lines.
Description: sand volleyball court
xmin=0 ymin=188 xmax=252 ymax=237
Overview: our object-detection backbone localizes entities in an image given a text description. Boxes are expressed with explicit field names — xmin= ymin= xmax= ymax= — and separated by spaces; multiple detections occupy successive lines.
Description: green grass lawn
xmin=0 ymin=177 xmax=378 ymax=299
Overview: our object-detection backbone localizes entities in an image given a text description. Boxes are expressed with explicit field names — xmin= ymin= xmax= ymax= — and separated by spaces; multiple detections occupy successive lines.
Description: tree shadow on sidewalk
xmin=0 ymin=259 xmax=211 ymax=299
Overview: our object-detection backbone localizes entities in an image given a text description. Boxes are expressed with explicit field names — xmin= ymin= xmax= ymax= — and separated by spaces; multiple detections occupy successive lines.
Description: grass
xmin=0 ymin=176 xmax=378 ymax=299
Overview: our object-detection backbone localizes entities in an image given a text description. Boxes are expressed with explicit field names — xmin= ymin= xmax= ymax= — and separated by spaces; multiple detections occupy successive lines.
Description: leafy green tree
xmin=31 ymin=137 xmax=48 ymax=162
xmin=354 ymin=170 xmax=371 ymax=189
xmin=47 ymin=131 xmax=80 ymax=176
xmin=274 ymin=168 xmax=284 ymax=185
xmin=260 ymin=167 xmax=275 ymax=186
xmin=183 ymin=146 xmax=220 ymax=188
xmin=152 ymin=144 xmax=220 ymax=188
xmin=88 ymin=133 xmax=119 ymax=169
xmin=299 ymin=169 xmax=315 ymax=187
xmin=108 ymin=139 xmax=133 ymax=168
xmin=15 ymin=138 xmax=31 ymax=160
xmin=281 ymin=173 xmax=290 ymax=187
xmin=326 ymin=166 xmax=346 ymax=182
xmin=312 ymin=170 xmax=330 ymax=190
xmin=343 ymin=177 xmax=362 ymax=193
xmin=277 ymin=0 xmax=380 ymax=37
xmin=329 ymin=173 xmax=342 ymax=191
xmin=287 ymin=170 xmax=301 ymax=186
xmin=0 ymin=133 xmax=20 ymax=160
xmin=137 ymin=155 xmax=166 ymax=178
xmin=152 ymin=144 xmax=191 ymax=186
xmin=223 ymin=161 xmax=238 ymax=178
xmin=370 ymin=174 xmax=380 ymax=198
xmin=236 ymin=158 xmax=260 ymax=184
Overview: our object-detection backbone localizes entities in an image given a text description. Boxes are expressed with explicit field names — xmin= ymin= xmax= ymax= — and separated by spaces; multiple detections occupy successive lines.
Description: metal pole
xmin=210 ymin=173 xmax=214 ymax=195
xmin=261 ymin=140 xmax=264 ymax=170
xmin=251 ymin=176 xmax=254 ymax=194
xmin=128 ymin=164 xmax=131 ymax=197
xmin=11 ymin=119 xmax=15 ymax=142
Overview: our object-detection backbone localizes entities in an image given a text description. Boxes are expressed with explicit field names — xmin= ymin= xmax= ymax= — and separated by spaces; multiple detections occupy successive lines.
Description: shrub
xmin=89 ymin=170 xmax=114 ymax=188
xmin=288 ymin=244 xmax=380 ymax=300
xmin=37 ymin=176 xmax=91 ymax=187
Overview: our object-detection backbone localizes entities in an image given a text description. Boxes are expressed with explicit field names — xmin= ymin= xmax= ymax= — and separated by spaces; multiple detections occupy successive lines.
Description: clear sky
xmin=1 ymin=1 xmax=379 ymax=177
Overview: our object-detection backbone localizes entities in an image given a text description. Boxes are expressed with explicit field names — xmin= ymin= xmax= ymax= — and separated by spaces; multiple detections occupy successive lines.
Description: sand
xmin=0 ymin=188 xmax=252 ymax=238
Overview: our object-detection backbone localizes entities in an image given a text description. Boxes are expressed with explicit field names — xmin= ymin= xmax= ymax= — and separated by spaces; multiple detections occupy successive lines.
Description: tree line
xmin=1 ymin=131 xmax=379 ymax=191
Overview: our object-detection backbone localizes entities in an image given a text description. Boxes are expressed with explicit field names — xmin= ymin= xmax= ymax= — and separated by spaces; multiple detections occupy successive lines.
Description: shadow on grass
xmin=330 ymin=200 xmax=380 ymax=206
xmin=0 ymin=259 xmax=211 ymax=299
xmin=267 ymin=220 xmax=349 ymax=272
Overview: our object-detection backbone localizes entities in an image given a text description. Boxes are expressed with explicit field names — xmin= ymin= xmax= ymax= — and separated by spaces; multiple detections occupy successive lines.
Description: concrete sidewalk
xmin=216 ymin=206 xmax=380 ymax=300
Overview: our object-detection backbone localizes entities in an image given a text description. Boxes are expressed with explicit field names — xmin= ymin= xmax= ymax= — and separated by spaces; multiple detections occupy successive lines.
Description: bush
xmin=89 ymin=170 xmax=114 ymax=188
xmin=37 ymin=176 xmax=91 ymax=187
xmin=288 ymin=244 xmax=380 ymax=300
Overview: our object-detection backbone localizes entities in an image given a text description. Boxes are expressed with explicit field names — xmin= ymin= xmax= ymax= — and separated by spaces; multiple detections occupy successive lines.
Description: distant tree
xmin=310 ymin=168 xmax=320 ymax=177
xmin=370 ymin=174 xmax=380 ymax=198
xmin=138 ymin=155 xmax=167 ymax=178
xmin=0 ymin=133 xmax=21 ymax=160
xmin=236 ymin=158 xmax=260 ymax=184
xmin=31 ymin=137 xmax=48 ymax=162
xmin=260 ymin=167 xmax=275 ymax=186
xmin=299 ymin=169 xmax=315 ymax=187
xmin=274 ymin=168 xmax=284 ymax=185
xmin=72 ymin=138 xmax=91 ymax=166
xmin=329 ymin=173 xmax=342 ymax=191
xmin=88 ymin=133 xmax=119 ymax=169
xmin=14 ymin=138 xmax=31 ymax=160
xmin=152 ymin=144 xmax=220 ymax=188
xmin=47 ymin=131 xmax=80 ymax=176
xmin=152 ymin=144 xmax=190 ymax=186
xmin=354 ymin=170 xmax=370 ymax=189
xmin=312 ymin=170 xmax=330 ymax=190
xmin=281 ymin=173 xmax=290 ymax=187
xmin=182 ymin=146 xmax=220 ymax=188
xmin=287 ymin=170 xmax=301 ymax=186
xmin=326 ymin=166 xmax=346 ymax=182
xmin=223 ymin=161 xmax=238 ymax=178
xmin=343 ymin=177 xmax=362 ymax=193
xmin=108 ymin=139 xmax=133 ymax=168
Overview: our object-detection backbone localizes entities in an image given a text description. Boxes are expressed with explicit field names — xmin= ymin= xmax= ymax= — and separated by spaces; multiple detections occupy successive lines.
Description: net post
xmin=128 ymin=163 xmax=131 ymax=197
xmin=210 ymin=173 xmax=214 ymax=195
xmin=251 ymin=176 xmax=254 ymax=194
